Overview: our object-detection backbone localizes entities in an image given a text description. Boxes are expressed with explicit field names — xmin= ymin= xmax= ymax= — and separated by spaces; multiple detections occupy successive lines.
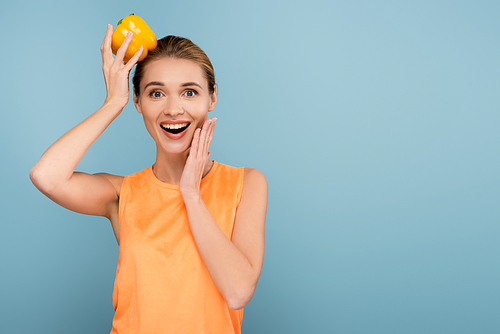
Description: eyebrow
xmin=143 ymin=81 xmax=204 ymax=91
xmin=144 ymin=81 xmax=164 ymax=90
xmin=181 ymin=82 xmax=203 ymax=89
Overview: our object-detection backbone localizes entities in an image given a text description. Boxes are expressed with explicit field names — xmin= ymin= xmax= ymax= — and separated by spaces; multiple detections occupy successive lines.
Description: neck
xmin=152 ymin=147 xmax=213 ymax=185
xmin=152 ymin=147 xmax=188 ymax=185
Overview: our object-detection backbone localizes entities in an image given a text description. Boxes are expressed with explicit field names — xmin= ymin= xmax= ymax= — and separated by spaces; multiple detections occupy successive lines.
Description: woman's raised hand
xmin=180 ymin=118 xmax=217 ymax=198
xmin=100 ymin=24 xmax=143 ymax=109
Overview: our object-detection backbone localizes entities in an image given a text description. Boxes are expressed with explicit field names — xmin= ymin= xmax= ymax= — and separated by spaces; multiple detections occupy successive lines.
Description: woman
xmin=30 ymin=25 xmax=267 ymax=333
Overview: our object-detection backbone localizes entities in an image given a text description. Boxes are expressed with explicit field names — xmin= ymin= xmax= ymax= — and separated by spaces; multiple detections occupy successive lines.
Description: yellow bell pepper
xmin=111 ymin=13 xmax=157 ymax=62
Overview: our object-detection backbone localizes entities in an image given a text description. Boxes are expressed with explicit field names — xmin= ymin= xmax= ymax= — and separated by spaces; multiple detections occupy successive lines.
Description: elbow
xmin=30 ymin=164 xmax=56 ymax=194
xmin=226 ymin=284 xmax=256 ymax=310
xmin=29 ymin=164 xmax=42 ymax=188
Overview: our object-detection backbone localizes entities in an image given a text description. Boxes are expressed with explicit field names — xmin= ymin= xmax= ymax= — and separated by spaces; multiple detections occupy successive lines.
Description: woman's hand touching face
xmin=101 ymin=24 xmax=144 ymax=109
xmin=179 ymin=117 xmax=216 ymax=197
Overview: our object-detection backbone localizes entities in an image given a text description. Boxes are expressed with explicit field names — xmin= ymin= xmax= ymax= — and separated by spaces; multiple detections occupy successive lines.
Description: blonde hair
xmin=133 ymin=35 xmax=216 ymax=96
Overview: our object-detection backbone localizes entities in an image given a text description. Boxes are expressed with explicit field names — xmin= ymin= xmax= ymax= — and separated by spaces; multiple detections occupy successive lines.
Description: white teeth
xmin=161 ymin=122 xmax=189 ymax=130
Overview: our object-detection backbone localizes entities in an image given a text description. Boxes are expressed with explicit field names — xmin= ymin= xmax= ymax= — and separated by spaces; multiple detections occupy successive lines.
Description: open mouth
xmin=160 ymin=122 xmax=191 ymax=134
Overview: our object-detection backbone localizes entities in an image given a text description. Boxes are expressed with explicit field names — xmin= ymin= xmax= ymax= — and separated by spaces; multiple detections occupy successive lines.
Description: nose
xmin=163 ymin=96 xmax=184 ymax=117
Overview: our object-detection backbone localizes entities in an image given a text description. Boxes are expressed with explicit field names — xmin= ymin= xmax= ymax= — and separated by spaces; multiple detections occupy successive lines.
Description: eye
xmin=183 ymin=89 xmax=197 ymax=97
xmin=149 ymin=90 xmax=164 ymax=99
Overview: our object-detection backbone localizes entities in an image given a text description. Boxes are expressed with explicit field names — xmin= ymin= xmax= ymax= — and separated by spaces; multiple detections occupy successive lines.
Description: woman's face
xmin=134 ymin=57 xmax=217 ymax=155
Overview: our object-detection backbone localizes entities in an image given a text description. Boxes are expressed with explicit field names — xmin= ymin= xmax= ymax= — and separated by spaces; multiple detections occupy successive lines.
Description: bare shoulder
xmin=94 ymin=173 xmax=124 ymax=197
xmin=241 ymin=168 xmax=268 ymax=207
xmin=237 ymin=168 xmax=268 ymax=219
xmin=243 ymin=168 xmax=268 ymax=190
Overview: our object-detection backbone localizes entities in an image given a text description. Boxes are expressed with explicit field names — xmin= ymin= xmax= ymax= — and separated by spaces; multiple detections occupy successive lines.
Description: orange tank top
xmin=110 ymin=161 xmax=244 ymax=334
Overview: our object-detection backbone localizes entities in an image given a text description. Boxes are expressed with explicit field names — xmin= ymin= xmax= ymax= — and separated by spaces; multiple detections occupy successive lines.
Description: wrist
xmin=102 ymin=97 xmax=128 ymax=112
xmin=180 ymin=188 xmax=202 ymax=203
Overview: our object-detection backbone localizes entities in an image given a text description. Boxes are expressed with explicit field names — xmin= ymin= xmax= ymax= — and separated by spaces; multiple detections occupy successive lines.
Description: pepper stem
xmin=117 ymin=13 xmax=135 ymax=26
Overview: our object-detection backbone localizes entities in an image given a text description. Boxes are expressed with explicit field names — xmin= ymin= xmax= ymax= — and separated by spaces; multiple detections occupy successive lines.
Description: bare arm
xmin=180 ymin=119 xmax=268 ymax=310
xmin=30 ymin=25 xmax=143 ymax=220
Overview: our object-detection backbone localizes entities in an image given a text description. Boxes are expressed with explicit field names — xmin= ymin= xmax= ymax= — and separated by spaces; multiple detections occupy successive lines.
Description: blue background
xmin=1 ymin=0 xmax=499 ymax=333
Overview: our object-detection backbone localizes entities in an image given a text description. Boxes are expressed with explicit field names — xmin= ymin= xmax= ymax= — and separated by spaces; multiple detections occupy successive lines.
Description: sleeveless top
xmin=110 ymin=161 xmax=245 ymax=334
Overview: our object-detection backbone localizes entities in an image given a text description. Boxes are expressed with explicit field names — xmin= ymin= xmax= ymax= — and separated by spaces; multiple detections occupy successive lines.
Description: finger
xmin=199 ymin=124 xmax=208 ymax=158
xmin=114 ymin=31 xmax=133 ymax=64
xmin=124 ymin=46 xmax=144 ymax=70
xmin=200 ymin=119 xmax=212 ymax=156
xmin=101 ymin=24 xmax=114 ymax=64
xmin=100 ymin=24 xmax=112 ymax=53
xmin=203 ymin=118 xmax=215 ymax=148
xmin=206 ymin=118 xmax=216 ymax=152
xmin=190 ymin=128 xmax=201 ymax=157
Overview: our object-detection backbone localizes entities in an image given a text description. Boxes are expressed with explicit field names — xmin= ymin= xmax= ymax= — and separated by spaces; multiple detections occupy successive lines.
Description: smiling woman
xmin=29 ymin=25 xmax=267 ymax=334
xmin=134 ymin=56 xmax=217 ymax=157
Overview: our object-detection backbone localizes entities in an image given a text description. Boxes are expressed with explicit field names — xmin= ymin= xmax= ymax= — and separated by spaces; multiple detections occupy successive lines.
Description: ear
xmin=208 ymin=85 xmax=217 ymax=112
xmin=208 ymin=85 xmax=217 ymax=111
xmin=133 ymin=93 xmax=142 ymax=114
